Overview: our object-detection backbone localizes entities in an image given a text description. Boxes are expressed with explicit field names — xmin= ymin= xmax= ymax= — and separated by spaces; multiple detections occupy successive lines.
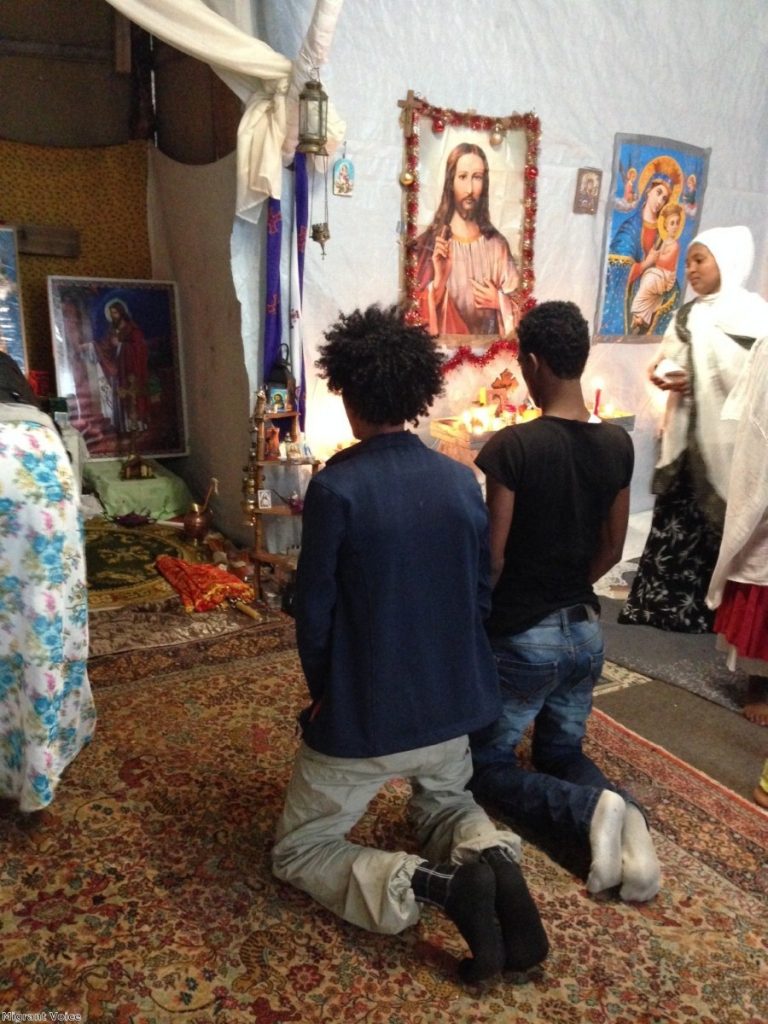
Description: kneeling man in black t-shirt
xmin=470 ymin=300 xmax=661 ymax=903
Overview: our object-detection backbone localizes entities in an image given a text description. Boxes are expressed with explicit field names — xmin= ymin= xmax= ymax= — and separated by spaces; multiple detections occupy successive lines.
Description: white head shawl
xmin=689 ymin=225 xmax=768 ymax=338
xmin=689 ymin=227 xmax=768 ymax=423
xmin=691 ymin=225 xmax=753 ymax=291
xmin=656 ymin=225 xmax=768 ymax=503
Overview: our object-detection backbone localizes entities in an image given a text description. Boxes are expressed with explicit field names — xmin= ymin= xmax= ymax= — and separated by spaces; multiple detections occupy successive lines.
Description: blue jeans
xmin=470 ymin=607 xmax=621 ymax=840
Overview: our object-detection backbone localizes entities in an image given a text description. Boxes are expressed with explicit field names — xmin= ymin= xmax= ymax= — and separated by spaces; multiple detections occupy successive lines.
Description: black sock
xmin=412 ymin=860 xmax=504 ymax=983
xmin=480 ymin=846 xmax=549 ymax=971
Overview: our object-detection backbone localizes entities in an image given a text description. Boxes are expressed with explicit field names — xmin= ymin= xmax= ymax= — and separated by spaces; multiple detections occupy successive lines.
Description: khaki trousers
xmin=272 ymin=735 xmax=521 ymax=934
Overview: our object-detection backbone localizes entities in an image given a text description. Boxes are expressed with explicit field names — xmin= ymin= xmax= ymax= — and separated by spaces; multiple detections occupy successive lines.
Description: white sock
xmin=620 ymin=803 xmax=661 ymax=902
xmin=587 ymin=790 xmax=626 ymax=893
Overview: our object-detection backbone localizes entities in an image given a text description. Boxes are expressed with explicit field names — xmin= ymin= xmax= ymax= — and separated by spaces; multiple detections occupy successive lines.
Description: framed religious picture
xmin=0 ymin=226 xmax=28 ymax=374
xmin=594 ymin=133 xmax=710 ymax=342
xmin=266 ymin=384 xmax=291 ymax=413
xmin=332 ymin=156 xmax=355 ymax=196
xmin=573 ymin=167 xmax=602 ymax=215
xmin=398 ymin=92 xmax=540 ymax=348
xmin=48 ymin=276 xmax=188 ymax=459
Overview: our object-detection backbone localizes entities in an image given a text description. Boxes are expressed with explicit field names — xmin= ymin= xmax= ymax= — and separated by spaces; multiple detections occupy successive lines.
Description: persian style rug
xmin=1 ymin=620 xmax=766 ymax=1023
xmin=87 ymin=597 xmax=269 ymax=659
xmin=85 ymin=518 xmax=205 ymax=611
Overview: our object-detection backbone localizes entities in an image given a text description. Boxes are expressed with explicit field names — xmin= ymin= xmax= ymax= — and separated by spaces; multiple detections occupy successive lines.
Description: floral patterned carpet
xmin=1 ymin=617 xmax=766 ymax=1023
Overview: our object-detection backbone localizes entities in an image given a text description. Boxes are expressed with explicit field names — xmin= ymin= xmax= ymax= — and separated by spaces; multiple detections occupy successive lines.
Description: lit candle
xmin=591 ymin=377 xmax=604 ymax=417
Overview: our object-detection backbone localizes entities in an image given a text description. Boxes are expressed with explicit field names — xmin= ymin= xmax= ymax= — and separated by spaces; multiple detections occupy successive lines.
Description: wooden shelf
xmin=257 ymin=506 xmax=300 ymax=517
xmin=242 ymin=398 xmax=318 ymax=598
xmin=253 ymin=550 xmax=298 ymax=570
xmin=256 ymin=458 xmax=319 ymax=468
xmin=263 ymin=409 xmax=300 ymax=420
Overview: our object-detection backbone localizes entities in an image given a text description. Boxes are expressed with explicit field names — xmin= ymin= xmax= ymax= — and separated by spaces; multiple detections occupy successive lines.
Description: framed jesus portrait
xmin=48 ymin=276 xmax=187 ymax=459
xmin=398 ymin=92 xmax=540 ymax=348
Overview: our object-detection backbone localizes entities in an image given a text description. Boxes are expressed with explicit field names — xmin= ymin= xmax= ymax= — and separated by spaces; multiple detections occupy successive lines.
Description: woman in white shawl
xmin=706 ymin=335 xmax=768 ymax=726
xmin=619 ymin=225 xmax=768 ymax=632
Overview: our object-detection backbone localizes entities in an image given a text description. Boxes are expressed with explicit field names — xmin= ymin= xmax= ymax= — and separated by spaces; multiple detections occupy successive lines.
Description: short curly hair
xmin=517 ymin=300 xmax=590 ymax=379
xmin=316 ymin=305 xmax=445 ymax=426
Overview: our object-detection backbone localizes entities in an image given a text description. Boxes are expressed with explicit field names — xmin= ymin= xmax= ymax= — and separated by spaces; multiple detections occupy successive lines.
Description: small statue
xmin=264 ymin=424 xmax=281 ymax=459
xmin=119 ymin=428 xmax=155 ymax=480
xmin=120 ymin=452 xmax=155 ymax=480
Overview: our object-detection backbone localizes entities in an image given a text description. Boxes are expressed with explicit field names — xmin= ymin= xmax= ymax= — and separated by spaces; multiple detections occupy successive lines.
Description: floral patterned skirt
xmin=618 ymin=460 xmax=721 ymax=633
xmin=0 ymin=419 xmax=96 ymax=811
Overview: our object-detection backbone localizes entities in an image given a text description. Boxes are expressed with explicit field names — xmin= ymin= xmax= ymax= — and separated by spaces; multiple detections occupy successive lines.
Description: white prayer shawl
xmin=707 ymin=336 xmax=768 ymax=608
xmin=652 ymin=226 xmax=768 ymax=502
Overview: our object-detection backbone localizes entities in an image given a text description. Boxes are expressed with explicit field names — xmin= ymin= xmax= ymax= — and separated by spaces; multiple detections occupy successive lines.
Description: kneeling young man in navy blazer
xmin=272 ymin=304 xmax=548 ymax=983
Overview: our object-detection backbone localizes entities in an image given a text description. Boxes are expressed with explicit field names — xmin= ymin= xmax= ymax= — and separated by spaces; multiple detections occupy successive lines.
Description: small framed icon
xmin=266 ymin=385 xmax=291 ymax=412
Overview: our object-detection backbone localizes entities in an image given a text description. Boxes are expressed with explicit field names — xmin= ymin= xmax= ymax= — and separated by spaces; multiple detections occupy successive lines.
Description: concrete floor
xmin=594 ymin=510 xmax=766 ymax=806
xmin=594 ymin=675 xmax=764 ymax=803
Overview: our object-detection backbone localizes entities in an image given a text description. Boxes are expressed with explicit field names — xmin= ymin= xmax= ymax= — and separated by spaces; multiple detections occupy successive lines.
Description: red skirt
xmin=713 ymin=581 xmax=768 ymax=662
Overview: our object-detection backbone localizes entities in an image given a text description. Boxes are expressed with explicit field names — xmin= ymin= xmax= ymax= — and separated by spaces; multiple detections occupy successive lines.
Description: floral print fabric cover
xmin=0 ymin=418 xmax=95 ymax=810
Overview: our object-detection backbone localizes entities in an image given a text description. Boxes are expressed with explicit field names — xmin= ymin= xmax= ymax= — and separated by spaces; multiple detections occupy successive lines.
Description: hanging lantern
xmin=310 ymin=221 xmax=330 ymax=257
xmin=297 ymin=73 xmax=329 ymax=155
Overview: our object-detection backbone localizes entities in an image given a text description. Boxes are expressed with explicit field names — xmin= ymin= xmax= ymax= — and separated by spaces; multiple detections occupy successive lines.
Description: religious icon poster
xmin=399 ymin=93 xmax=540 ymax=348
xmin=573 ymin=167 xmax=602 ymax=216
xmin=594 ymin=133 xmax=710 ymax=342
xmin=49 ymin=276 xmax=187 ymax=459
xmin=0 ymin=226 xmax=27 ymax=374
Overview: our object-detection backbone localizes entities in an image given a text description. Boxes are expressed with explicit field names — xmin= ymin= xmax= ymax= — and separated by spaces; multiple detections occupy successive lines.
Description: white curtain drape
xmin=105 ymin=0 xmax=344 ymax=221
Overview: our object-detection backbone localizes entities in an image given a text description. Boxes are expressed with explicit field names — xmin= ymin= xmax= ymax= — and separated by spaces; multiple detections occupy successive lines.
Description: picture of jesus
xmin=629 ymin=202 xmax=685 ymax=335
xmin=412 ymin=143 xmax=520 ymax=338
xmin=49 ymin=276 xmax=187 ymax=459
xmin=95 ymin=299 xmax=151 ymax=433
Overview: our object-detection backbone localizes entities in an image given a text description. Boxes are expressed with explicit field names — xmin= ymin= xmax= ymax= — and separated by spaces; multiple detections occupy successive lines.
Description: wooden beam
xmin=114 ymin=12 xmax=132 ymax=74
xmin=0 ymin=39 xmax=111 ymax=64
xmin=13 ymin=224 xmax=80 ymax=258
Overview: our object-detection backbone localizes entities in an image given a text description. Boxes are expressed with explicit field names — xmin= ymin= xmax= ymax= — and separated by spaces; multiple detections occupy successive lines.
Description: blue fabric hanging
xmin=293 ymin=154 xmax=309 ymax=429
xmin=263 ymin=198 xmax=283 ymax=383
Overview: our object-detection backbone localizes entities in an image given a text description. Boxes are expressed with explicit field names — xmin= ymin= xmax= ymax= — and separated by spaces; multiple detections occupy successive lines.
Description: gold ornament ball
xmin=400 ymin=170 xmax=415 ymax=187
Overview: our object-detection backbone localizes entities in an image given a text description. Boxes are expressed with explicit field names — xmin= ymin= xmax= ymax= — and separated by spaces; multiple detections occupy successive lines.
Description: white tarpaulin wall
xmin=142 ymin=0 xmax=768 ymax=537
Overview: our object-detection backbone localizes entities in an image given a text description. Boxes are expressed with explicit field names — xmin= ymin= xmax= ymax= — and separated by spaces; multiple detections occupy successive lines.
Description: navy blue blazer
xmin=294 ymin=430 xmax=501 ymax=758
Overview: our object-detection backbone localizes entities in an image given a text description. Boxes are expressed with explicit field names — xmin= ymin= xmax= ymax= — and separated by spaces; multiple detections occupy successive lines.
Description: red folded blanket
xmin=156 ymin=555 xmax=255 ymax=613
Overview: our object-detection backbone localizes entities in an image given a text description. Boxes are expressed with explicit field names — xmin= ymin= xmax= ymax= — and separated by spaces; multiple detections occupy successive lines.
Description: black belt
xmin=563 ymin=604 xmax=591 ymax=623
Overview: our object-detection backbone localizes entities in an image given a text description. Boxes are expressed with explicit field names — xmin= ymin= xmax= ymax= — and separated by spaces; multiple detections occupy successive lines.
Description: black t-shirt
xmin=476 ymin=416 xmax=634 ymax=636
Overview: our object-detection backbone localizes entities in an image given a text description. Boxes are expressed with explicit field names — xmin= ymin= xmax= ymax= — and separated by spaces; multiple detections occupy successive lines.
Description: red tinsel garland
xmin=442 ymin=338 xmax=519 ymax=375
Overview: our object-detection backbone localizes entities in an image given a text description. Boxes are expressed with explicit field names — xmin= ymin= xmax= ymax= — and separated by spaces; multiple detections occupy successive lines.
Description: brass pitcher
xmin=182 ymin=503 xmax=212 ymax=544
xmin=182 ymin=477 xmax=218 ymax=543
